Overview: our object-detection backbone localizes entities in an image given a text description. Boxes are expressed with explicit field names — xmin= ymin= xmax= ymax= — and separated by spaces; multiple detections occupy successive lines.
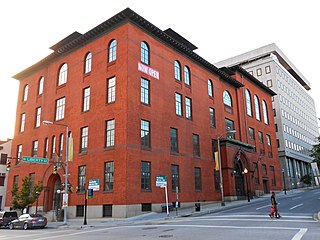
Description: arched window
xmin=262 ymin=100 xmax=269 ymax=124
xmin=141 ymin=41 xmax=149 ymax=65
xmin=174 ymin=61 xmax=181 ymax=81
xmin=184 ymin=66 xmax=190 ymax=85
xmin=23 ymin=84 xmax=29 ymax=101
xmin=84 ymin=52 xmax=92 ymax=74
xmin=108 ymin=39 xmax=117 ymax=62
xmin=38 ymin=77 xmax=44 ymax=95
xmin=254 ymin=95 xmax=261 ymax=120
xmin=58 ymin=63 xmax=68 ymax=86
xmin=223 ymin=90 xmax=232 ymax=107
xmin=208 ymin=80 xmax=213 ymax=97
xmin=245 ymin=89 xmax=252 ymax=116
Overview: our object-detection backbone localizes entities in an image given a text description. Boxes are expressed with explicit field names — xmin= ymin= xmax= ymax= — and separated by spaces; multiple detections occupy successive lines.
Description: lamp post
xmin=282 ymin=169 xmax=287 ymax=195
xmin=43 ymin=120 xmax=69 ymax=225
xmin=35 ymin=191 xmax=40 ymax=214
xmin=243 ymin=167 xmax=250 ymax=202
xmin=217 ymin=129 xmax=236 ymax=206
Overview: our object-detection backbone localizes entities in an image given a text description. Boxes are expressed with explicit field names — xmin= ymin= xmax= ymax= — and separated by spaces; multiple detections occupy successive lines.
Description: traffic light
xmin=53 ymin=165 xmax=58 ymax=174
xmin=6 ymin=161 xmax=11 ymax=171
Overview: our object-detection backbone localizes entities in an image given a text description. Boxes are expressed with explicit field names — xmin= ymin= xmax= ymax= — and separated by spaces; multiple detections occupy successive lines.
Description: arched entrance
xmin=234 ymin=160 xmax=245 ymax=197
xmin=44 ymin=174 xmax=62 ymax=212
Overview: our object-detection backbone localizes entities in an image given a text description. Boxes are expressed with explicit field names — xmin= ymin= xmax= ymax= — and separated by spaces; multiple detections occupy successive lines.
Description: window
xmin=267 ymin=80 xmax=272 ymax=87
xmin=35 ymin=107 xmax=41 ymax=128
xmin=55 ymin=97 xmax=66 ymax=121
xmin=258 ymin=131 xmax=263 ymax=144
xmin=84 ymin=52 xmax=92 ymax=74
xmin=104 ymin=161 xmax=114 ymax=191
xmin=105 ymin=119 xmax=115 ymax=148
xmin=185 ymin=97 xmax=192 ymax=120
xmin=108 ymin=39 xmax=117 ymax=62
xmin=175 ymin=93 xmax=182 ymax=116
xmin=171 ymin=165 xmax=179 ymax=191
xmin=23 ymin=85 xmax=28 ymax=102
xmin=270 ymin=166 xmax=276 ymax=185
xmin=174 ymin=61 xmax=181 ymax=81
xmin=266 ymin=134 xmax=271 ymax=146
xmin=76 ymin=205 xmax=84 ymax=217
xmin=141 ymin=41 xmax=149 ymax=65
xmin=17 ymin=145 xmax=22 ymax=164
xmin=20 ymin=113 xmax=26 ymax=133
xmin=43 ymin=138 xmax=49 ymax=158
xmin=245 ymin=90 xmax=252 ymax=116
xmin=82 ymin=87 xmax=90 ymax=112
xmin=38 ymin=77 xmax=44 ymax=95
xmin=225 ymin=119 xmax=235 ymax=139
xmin=262 ymin=100 xmax=269 ymax=124
xmin=209 ymin=108 xmax=216 ymax=128
xmin=80 ymin=127 xmax=88 ymax=153
xmin=262 ymin=164 xmax=267 ymax=174
xmin=103 ymin=204 xmax=112 ymax=217
xmin=0 ymin=154 xmax=7 ymax=165
xmin=141 ymin=161 xmax=151 ymax=190
xmin=192 ymin=134 xmax=200 ymax=157
xmin=141 ymin=120 xmax=150 ymax=148
xmin=184 ymin=66 xmax=190 ymax=85
xmin=32 ymin=140 xmax=38 ymax=157
xmin=13 ymin=175 xmax=19 ymax=187
xmin=141 ymin=78 xmax=150 ymax=105
xmin=59 ymin=134 xmax=64 ymax=157
xmin=51 ymin=136 xmax=56 ymax=158
xmin=29 ymin=173 xmax=35 ymax=191
xmin=249 ymin=127 xmax=255 ymax=140
xmin=78 ymin=165 xmax=86 ymax=192
xmin=170 ymin=128 xmax=178 ymax=153
xmin=265 ymin=66 xmax=271 ymax=74
xmin=58 ymin=63 xmax=68 ymax=86
xmin=194 ymin=167 xmax=201 ymax=191
xmin=208 ymin=80 xmax=213 ymax=97
xmin=223 ymin=90 xmax=232 ymax=107
xmin=107 ymin=77 xmax=116 ymax=103
xmin=254 ymin=95 xmax=261 ymax=121
xmin=257 ymin=68 xmax=262 ymax=76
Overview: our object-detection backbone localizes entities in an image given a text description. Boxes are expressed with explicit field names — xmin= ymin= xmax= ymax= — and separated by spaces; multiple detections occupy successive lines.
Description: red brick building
xmin=6 ymin=8 xmax=281 ymax=218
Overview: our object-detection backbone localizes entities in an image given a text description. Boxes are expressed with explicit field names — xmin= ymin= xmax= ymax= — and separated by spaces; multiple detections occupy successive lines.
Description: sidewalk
xmin=47 ymin=189 xmax=309 ymax=229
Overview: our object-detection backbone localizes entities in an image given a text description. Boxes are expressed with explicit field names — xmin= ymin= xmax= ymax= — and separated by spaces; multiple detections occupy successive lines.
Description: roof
xmin=227 ymin=65 xmax=277 ymax=96
xmin=215 ymin=43 xmax=311 ymax=90
xmin=13 ymin=8 xmax=243 ymax=88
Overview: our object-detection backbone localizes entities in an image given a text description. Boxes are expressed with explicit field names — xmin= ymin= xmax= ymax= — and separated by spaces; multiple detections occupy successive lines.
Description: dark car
xmin=0 ymin=211 xmax=18 ymax=228
xmin=9 ymin=213 xmax=47 ymax=230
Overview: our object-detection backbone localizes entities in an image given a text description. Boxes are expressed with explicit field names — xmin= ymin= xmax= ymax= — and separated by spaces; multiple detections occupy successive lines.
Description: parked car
xmin=9 ymin=213 xmax=47 ymax=230
xmin=0 ymin=211 xmax=18 ymax=228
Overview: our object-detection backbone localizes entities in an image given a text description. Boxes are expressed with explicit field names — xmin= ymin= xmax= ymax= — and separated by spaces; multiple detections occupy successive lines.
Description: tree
xmin=311 ymin=136 xmax=320 ymax=168
xmin=11 ymin=176 xmax=43 ymax=213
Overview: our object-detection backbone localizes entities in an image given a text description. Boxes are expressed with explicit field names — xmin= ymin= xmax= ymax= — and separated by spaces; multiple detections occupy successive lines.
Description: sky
xmin=1 ymin=0 xmax=320 ymax=141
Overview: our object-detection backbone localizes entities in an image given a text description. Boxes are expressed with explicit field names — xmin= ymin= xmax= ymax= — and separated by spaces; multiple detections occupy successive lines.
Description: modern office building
xmin=216 ymin=43 xmax=319 ymax=190
xmin=0 ymin=139 xmax=12 ymax=210
xmin=5 ymin=8 xmax=281 ymax=218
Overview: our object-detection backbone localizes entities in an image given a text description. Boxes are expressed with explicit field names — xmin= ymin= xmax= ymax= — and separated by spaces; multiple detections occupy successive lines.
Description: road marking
xmin=292 ymin=196 xmax=302 ymax=200
xmin=292 ymin=228 xmax=307 ymax=240
xmin=256 ymin=205 xmax=270 ymax=210
xmin=290 ymin=203 xmax=303 ymax=210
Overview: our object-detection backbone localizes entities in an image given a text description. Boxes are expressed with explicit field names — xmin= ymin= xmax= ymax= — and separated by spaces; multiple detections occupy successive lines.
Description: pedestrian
xmin=269 ymin=191 xmax=280 ymax=219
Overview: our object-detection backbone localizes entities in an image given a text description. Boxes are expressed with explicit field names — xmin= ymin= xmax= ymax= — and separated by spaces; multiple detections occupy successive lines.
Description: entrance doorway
xmin=234 ymin=161 xmax=245 ymax=197
xmin=44 ymin=174 xmax=61 ymax=212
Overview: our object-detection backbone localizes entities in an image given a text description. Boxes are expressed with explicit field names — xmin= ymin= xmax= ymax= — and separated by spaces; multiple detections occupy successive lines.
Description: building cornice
xmin=13 ymin=8 xmax=243 ymax=88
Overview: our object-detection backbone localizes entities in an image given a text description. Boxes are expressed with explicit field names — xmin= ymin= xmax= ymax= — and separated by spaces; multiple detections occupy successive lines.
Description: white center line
xmin=290 ymin=203 xmax=303 ymax=210
xmin=292 ymin=228 xmax=308 ymax=240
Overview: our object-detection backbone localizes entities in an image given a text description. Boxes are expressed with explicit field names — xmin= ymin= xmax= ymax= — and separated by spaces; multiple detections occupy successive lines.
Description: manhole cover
xmin=159 ymin=235 xmax=173 ymax=238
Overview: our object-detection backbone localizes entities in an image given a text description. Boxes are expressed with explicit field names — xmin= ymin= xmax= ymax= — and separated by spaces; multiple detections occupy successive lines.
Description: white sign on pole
xmin=156 ymin=175 xmax=167 ymax=187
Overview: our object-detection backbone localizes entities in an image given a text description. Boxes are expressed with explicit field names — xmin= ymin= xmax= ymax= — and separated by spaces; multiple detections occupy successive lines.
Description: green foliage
xmin=300 ymin=174 xmax=312 ymax=185
xmin=311 ymin=136 xmax=320 ymax=167
xmin=11 ymin=176 xmax=43 ymax=212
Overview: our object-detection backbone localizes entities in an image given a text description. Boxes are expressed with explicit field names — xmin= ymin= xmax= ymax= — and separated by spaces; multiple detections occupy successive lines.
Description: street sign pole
xmin=165 ymin=185 xmax=169 ymax=217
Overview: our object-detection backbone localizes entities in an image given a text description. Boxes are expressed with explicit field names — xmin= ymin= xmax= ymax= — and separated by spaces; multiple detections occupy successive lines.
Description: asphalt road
xmin=1 ymin=189 xmax=320 ymax=240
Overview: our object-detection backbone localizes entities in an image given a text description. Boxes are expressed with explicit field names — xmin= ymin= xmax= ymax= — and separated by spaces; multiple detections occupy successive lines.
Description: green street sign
xmin=22 ymin=156 xmax=49 ymax=164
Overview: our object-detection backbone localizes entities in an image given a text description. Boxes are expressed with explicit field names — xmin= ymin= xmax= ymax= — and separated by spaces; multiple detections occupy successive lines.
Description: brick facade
xmin=5 ymin=8 xmax=281 ymax=218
